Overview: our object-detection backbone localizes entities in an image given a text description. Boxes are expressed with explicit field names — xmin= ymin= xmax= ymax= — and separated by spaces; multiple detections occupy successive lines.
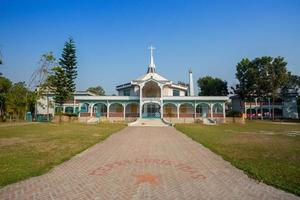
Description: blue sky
xmin=1 ymin=0 xmax=300 ymax=94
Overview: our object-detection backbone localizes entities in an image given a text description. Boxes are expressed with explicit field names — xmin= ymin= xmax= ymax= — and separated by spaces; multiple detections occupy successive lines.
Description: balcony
xmin=142 ymin=97 xmax=161 ymax=102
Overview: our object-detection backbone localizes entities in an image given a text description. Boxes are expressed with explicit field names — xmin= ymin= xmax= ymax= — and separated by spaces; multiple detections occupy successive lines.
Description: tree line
xmin=197 ymin=56 xmax=300 ymax=118
xmin=1 ymin=40 xmax=299 ymax=121
xmin=0 ymin=38 xmax=105 ymax=122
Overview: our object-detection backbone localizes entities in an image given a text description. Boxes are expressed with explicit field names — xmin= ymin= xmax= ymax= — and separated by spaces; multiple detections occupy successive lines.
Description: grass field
xmin=0 ymin=122 xmax=126 ymax=187
xmin=176 ymin=121 xmax=300 ymax=196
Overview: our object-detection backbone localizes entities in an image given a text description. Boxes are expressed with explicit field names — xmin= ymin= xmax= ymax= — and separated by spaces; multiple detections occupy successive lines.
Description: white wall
xmin=163 ymin=86 xmax=186 ymax=97
xmin=36 ymin=96 xmax=55 ymax=115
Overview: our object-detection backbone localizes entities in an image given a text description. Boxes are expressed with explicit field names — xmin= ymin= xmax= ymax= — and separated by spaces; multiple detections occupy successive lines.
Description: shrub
xmin=226 ymin=110 xmax=242 ymax=117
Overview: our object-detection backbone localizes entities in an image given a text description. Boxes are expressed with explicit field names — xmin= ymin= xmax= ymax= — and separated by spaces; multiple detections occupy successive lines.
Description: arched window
xmin=179 ymin=103 xmax=194 ymax=118
xmin=80 ymin=103 xmax=89 ymax=113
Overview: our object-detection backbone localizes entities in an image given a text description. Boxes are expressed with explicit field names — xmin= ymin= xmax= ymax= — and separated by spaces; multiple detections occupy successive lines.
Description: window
xmin=173 ymin=89 xmax=180 ymax=96
xmin=123 ymin=89 xmax=130 ymax=96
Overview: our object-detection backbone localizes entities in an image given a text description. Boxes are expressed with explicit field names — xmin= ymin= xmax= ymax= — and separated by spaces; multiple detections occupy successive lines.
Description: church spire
xmin=147 ymin=45 xmax=156 ymax=73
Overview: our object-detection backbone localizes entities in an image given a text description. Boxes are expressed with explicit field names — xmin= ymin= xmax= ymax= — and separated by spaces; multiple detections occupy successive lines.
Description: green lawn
xmin=176 ymin=121 xmax=300 ymax=196
xmin=0 ymin=122 xmax=126 ymax=187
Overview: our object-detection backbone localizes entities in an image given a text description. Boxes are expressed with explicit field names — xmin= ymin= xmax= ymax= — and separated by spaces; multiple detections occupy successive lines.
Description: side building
xmin=230 ymin=88 xmax=298 ymax=119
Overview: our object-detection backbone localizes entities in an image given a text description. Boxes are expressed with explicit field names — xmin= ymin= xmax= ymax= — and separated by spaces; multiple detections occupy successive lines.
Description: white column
xmin=123 ymin=103 xmax=126 ymax=119
xmin=194 ymin=101 xmax=196 ymax=118
xmin=107 ymin=103 xmax=110 ymax=118
xmin=90 ymin=104 xmax=94 ymax=117
xmin=210 ymin=103 xmax=213 ymax=118
xmin=177 ymin=104 xmax=180 ymax=118
xmin=78 ymin=103 xmax=81 ymax=117
xmin=160 ymin=85 xmax=163 ymax=119
xmin=223 ymin=103 xmax=226 ymax=119
xmin=139 ymin=84 xmax=143 ymax=118
xmin=255 ymin=98 xmax=258 ymax=118
xmin=73 ymin=98 xmax=76 ymax=113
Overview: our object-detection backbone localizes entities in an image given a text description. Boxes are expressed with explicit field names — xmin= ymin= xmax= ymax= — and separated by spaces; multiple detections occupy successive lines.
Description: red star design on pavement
xmin=135 ymin=172 xmax=159 ymax=186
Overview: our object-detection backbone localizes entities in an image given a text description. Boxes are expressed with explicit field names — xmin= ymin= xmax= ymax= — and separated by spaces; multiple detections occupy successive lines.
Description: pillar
xmin=177 ymin=104 xmax=180 ymax=118
xmin=73 ymin=98 xmax=76 ymax=113
xmin=139 ymin=84 xmax=143 ymax=118
xmin=160 ymin=85 xmax=163 ymax=119
xmin=123 ymin=104 xmax=126 ymax=119
xmin=194 ymin=102 xmax=196 ymax=118
xmin=107 ymin=103 xmax=110 ymax=118
xmin=255 ymin=98 xmax=258 ymax=118
xmin=223 ymin=103 xmax=226 ymax=119
xmin=210 ymin=103 xmax=213 ymax=118
xmin=90 ymin=104 xmax=93 ymax=117
xmin=78 ymin=103 xmax=81 ymax=117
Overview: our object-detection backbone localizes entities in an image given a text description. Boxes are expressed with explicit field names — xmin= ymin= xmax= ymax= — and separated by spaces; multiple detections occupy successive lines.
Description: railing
xmin=195 ymin=113 xmax=211 ymax=118
xmin=109 ymin=112 xmax=123 ymax=117
xmin=92 ymin=112 xmax=107 ymax=117
xmin=163 ymin=113 xmax=177 ymax=118
xmin=125 ymin=113 xmax=139 ymax=117
xmin=142 ymin=97 xmax=161 ymax=102
xmin=179 ymin=113 xmax=195 ymax=118
xmin=245 ymin=102 xmax=282 ymax=106
xmin=80 ymin=112 xmax=90 ymax=117
xmin=212 ymin=113 xmax=224 ymax=118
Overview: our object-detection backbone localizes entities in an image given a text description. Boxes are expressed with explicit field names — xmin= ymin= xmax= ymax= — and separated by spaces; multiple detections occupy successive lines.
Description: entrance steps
xmin=128 ymin=118 xmax=170 ymax=127
xmin=87 ymin=117 xmax=99 ymax=124
xmin=203 ymin=118 xmax=217 ymax=125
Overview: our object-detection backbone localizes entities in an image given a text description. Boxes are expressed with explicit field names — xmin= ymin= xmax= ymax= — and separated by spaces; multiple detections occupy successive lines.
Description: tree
xmin=197 ymin=76 xmax=228 ymax=96
xmin=0 ymin=76 xmax=12 ymax=121
xmin=47 ymin=66 xmax=69 ymax=122
xmin=29 ymin=52 xmax=57 ymax=120
xmin=59 ymin=38 xmax=77 ymax=98
xmin=234 ymin=58 xmax=257 ymax=101
xmin=268 ymin=57 xmax=288 ymax=120
xmin=6 ymin=82 xmax=28 ymax=120
xmin=234 ymin=56 xmax=289 ymax=120
xmin=283 ymin=72 xmax=300 ymax=91
xmin=87 ymin=86 xmax=105 ymax=96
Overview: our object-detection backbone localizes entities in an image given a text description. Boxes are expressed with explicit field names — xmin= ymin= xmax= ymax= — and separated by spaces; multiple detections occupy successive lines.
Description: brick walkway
xmin=0 ymin=127 xmax=299 ymax=200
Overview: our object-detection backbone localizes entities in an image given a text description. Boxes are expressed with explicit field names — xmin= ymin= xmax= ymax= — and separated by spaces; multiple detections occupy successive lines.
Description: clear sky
xmin=1 ymin=0 xmax=300 ymax=94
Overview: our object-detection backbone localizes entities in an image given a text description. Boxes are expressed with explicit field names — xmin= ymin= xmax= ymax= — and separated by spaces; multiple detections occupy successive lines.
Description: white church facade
xmin=37 ymin=46 xmax=229 ymax=123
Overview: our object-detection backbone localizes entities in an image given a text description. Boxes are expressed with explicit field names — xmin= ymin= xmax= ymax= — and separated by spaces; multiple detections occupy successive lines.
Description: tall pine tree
xmin=48 ymin=66 xmax=69 ymax=122
xmin=59 ymin=38 xmax=77 ymax=99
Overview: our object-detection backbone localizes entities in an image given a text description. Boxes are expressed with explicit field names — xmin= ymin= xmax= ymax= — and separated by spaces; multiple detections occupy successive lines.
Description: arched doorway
xmin=163 ymin=103 xmax=177 ymax=118
xmin=213 ymin=103 xmax=223 ymax=118
xmin=125 ymin=103 xmax=139 ymax=117
xmin=93 ymin=103 xmax=107 ymax=117
xmin=80 ymin=103 xmax=89 ymax=113
xmin=109 ymin=103 xmax=124 ymax=117
xmin=196 ymin=103 xmax=210 ymax=118
xmin=142 ymin=103 xmax=161 ymax=118
xmin=179 ymin=103 xmax=194 ymax=118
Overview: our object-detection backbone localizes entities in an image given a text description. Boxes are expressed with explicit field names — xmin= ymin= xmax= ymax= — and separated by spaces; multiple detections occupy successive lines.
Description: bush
xmin=226 ymin=110 xmax=242 ymax=117
xmin=63 ymin=112 xmax=78 ymax=117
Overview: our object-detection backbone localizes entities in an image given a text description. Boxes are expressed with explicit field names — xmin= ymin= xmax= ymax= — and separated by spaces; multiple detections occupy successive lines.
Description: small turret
xmin=189 ymin=69 xmax=194 ymax=96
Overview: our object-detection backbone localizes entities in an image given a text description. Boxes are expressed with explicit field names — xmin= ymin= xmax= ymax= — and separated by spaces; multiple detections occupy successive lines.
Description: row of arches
xmin=246 ymin=108 xmax=283 ymax=118
xmin=163 ymin=103 xmax=223 ymax=118
xmin=77 ymin=102 xmax=224 ymax=118
xmin=79 ymin=103 xmax=139 ymax=118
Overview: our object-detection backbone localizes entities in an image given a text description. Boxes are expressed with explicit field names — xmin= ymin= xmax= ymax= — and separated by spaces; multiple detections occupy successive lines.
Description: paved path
xmin=0 ymin=127 xmax=299 ymax=200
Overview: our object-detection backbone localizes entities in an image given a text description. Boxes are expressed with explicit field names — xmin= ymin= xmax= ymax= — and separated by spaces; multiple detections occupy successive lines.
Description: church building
xmin=37 ymin=46 xmax=229 ymax=124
